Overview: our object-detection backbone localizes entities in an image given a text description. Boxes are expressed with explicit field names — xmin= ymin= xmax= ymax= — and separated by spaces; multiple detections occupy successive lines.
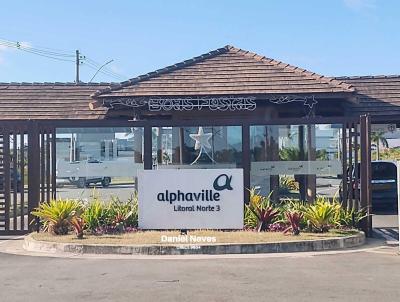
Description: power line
xmin=0 ymin=39 xmax=75 ymax=57
xmin=84 ymin=57 xmax=127 ymax=79
xmin=83 ymin=61 xmax=125 ymax=81
xmin=82 ymin=60 xmax=126 ymax=81
xmin=0 ymin=37 xmax=128 ymax=82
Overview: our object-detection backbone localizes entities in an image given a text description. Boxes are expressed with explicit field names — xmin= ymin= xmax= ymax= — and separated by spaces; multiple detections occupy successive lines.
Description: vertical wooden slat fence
xmin=0 ymin=122 xmax=55 ymax=235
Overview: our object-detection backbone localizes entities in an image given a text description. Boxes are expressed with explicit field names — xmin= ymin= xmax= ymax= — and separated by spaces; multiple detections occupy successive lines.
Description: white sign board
xmin=138 ymin=169 xmax=244 ymax=229
xmin=372 ymin=124 xmax=396 ymax=133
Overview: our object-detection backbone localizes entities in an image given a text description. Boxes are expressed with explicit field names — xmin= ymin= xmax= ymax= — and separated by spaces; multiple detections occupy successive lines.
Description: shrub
xmin=82 ymin=198 xmax=107 ymax=232
xmin=107 ymin=193 xmax=138 ymax=231
xmin=245 ymin=189 xmax=279 ymax=232
xmin=277 ymin=199 xmax=308 ymax=229
xmin=70 ymin=216 xmax=85 ymax=239
xmin=31 ymin=199 xmax=82 ymax=235
xmin=283 ymin=211 xmax=304 ymax=235
xmin=333 ymin=205 xmax=367 ymax=228
xmin=303 ymin=196 xmax=340 ymax=233
xmin=279 ymin=176 xmax=299 ymax=193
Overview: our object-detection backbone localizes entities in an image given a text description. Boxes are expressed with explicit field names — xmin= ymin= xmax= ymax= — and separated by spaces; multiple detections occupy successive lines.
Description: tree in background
xmin=371 ymin=131 xmax=388 ymax=160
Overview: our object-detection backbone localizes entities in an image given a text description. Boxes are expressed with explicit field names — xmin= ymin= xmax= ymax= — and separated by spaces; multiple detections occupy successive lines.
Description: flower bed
xmin=30 ymin=188 xmax=366 ymax=241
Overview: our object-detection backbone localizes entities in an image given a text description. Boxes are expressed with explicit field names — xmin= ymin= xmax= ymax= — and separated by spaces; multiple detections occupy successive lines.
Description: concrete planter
xmin=24 ymin=232 xmax=365 ymax=255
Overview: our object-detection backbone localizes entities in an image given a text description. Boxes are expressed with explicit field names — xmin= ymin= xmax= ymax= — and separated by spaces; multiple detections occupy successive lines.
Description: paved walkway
xmin=372 ymin=212 xmax=399 ymax=243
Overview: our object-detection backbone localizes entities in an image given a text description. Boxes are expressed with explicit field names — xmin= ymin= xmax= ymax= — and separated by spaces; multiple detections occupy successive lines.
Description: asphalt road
xmin=0 ymin=243 xmax=399 ymax=302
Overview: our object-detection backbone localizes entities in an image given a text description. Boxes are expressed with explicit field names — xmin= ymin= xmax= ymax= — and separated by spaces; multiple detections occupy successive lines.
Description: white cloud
xmin=343 ymin=0 xmax=376 ymax=12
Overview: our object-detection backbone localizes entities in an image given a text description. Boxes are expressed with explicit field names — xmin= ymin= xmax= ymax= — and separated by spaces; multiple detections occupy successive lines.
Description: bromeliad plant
xmin=81 ymin=193 xmax=139 ymax=234
xmin=31 ymin=199 xmax=83 ymax=235
xmin=245 ymin=189 xmax=279 ymax=232
xmin=303 ymin=196 xmax=340 ymax=233
xmin=283 ymin=211 xmax=304 ymax=235
xmin=32 ymin=193 xmax=140 ymax=237
xmin=106 ymin=193 xmax=138 ymax=232
xmin=333 ymin=205 xmax=367 ymax=229
xmin=70 ymin=216 xmax=85 ymax=239
xmin=82 ymin=198 xmax=107 ymax=232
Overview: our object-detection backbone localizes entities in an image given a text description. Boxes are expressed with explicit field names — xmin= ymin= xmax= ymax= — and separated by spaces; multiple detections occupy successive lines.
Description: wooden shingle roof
xmin=0 ymin=83 xmax=109 ymax=120
xmin=336 ymin=75 xmax=400 ymax=116
xmin=92 ymin=45 xmax=354 ymax=98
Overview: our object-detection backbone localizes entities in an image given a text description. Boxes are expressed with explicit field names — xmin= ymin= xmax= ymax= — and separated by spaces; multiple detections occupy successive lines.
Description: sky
xmin=0 ymin=0 xmax=399 ymax=83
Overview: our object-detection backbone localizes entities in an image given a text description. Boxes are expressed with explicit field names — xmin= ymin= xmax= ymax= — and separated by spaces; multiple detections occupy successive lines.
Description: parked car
xmin=340 ymin=161 xmax=398 ymax=210
xmin=73 ymin=176 xmax=112 ymax=188
xmin=370 ymin=161 xmax=398 ymax=209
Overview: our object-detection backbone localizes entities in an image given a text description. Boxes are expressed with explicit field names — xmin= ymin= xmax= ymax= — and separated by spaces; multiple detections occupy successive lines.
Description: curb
xmin=23 ymin=232 xmax=366 ymax=256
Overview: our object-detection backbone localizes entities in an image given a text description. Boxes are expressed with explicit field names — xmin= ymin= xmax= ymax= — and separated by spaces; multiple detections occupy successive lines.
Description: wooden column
xmin=242 ymin=124 xmax=250 ymax=204
xmin=143 ymin=125 xmax=152 ymax=170
xmin=27 ymin=121 xmax=40 ymax=232
xmin=133 ymin=127 xmax=143 ymax=163
xmin=360 ymin=115 xmax=372 ymax=237
xmin=297 ymin=125 xmax=307 ymax=201
xmin=133 ymin=127 xmax=143 ymax=191
xmin=269 ymin=126 xmax=280 ymax=202
xmin=306 ymin=124 xmax=316 ymax=202
xmin=171 ymin=127 xmax=181 ymax=164
xmin=156 ymin=127 xmax=163 ymax=164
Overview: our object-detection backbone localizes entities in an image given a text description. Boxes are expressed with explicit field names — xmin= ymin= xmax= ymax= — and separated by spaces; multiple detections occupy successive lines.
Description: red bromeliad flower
xmin=249 ymin=206 xmax=280 ymax=232
xmin=70 ymin=216 xmax=85 ymax=239
xmin=284 ymin=211 xmax=304 ymax=235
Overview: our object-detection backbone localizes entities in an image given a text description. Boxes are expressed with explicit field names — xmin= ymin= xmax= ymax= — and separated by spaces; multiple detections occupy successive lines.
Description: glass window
xmin=153 ymin=126 xmax=242 ymax=169
xmin=250 ymin=124 xmax=342 ymax=201
xmin=56 ymin=127 xmax=144 ymax=201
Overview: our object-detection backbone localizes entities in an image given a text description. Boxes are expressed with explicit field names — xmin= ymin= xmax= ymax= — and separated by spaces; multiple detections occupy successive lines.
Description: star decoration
xmin=303 ymin=96 xmax=318 ymax=108
xmin=189 ymin=127 xmax=213 ymax=150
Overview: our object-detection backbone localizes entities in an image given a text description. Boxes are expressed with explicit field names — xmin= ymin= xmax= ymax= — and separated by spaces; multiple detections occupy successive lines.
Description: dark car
xmin=341 ymin=161 xmax=398 ymax=210
xmin=370 ymin=161 xmax=398 ymax=209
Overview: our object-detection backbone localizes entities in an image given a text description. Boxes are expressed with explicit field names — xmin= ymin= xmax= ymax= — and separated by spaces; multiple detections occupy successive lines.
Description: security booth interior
xmin=3 ymin=44 xmax=400 ymax=235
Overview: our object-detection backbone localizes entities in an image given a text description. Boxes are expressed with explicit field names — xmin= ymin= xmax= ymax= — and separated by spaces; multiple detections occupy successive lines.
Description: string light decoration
xmin=106 ymin=96 xmax=257 ymax=112
xmin=269 ymin=95 xmax=318 ymax=108
xmin=105 ymin=95 xmax=318 ymax=114
xmin=189 ymin=127 xmax=216 ymax=165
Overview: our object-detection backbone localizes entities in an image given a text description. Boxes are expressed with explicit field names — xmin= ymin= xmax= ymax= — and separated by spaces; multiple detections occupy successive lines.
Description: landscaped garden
xmin=30 ymin=188 xmax=366 ymax=245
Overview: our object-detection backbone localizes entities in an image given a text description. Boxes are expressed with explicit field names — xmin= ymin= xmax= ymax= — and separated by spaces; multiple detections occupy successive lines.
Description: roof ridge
xmin=335 ymin=75 xmax=400 ymax=80
xmin=227 ymin=46 xmax=354 ymax=92
xmin=91 ymin=46 xmax=230 ymax=97
xmin=91 ymin=44 xmax=358 ymax=98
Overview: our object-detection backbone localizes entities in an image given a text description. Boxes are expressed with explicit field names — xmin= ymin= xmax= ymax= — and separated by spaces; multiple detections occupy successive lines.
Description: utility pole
xmin=75 ymin=50 xmax=80 ymax=83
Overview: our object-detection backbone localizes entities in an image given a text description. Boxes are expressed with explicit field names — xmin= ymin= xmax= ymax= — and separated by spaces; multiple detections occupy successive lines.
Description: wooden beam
xmin=88 ymin=100 xmax=102 ymax=110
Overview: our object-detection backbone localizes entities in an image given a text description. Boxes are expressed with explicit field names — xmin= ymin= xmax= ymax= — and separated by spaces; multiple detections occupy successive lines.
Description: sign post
xmin=138 ymin=169 xmax=244 ymax=229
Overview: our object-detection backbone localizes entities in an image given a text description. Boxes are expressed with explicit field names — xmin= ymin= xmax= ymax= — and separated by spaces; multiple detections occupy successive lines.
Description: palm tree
xmin=371 ymin=131 xmax=388 ymax=160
